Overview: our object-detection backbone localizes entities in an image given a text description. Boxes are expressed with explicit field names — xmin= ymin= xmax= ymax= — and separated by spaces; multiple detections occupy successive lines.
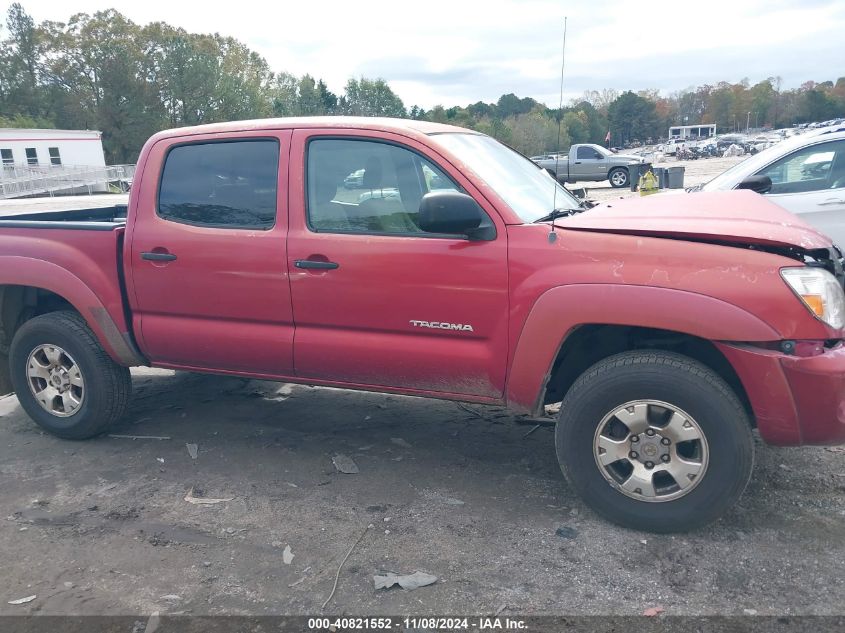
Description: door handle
xmin=818 ymin=198 xmax=845 ymax=206
xmin=141 ymin=251 xmax=177 ymax=262
xmin=294 ymin=259 xmax=339 ymax=270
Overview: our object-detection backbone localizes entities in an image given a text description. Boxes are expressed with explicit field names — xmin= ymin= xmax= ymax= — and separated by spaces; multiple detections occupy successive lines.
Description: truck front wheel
xmin=555 ymin=351 xmax=753 ymax=532
xmin=9 ymin=311 xmax=132 ymax=440
xmin=608 ymin=167 xmax=629 ymax=188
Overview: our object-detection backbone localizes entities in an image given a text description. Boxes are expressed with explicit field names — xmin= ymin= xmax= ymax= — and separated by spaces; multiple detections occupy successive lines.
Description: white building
xmin=0 ymin=128 xmax=106 ymax=168
xmin=668 ymin=124 xmax=717 ymax=140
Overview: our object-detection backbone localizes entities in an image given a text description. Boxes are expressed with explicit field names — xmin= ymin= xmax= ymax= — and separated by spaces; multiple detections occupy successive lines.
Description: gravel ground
xmin=1 ymin=368 xmax=844 ymax=617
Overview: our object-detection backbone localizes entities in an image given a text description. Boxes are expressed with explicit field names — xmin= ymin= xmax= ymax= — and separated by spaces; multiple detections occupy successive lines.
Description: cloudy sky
xmin=13 ymin=0 xmax=845 ymax=109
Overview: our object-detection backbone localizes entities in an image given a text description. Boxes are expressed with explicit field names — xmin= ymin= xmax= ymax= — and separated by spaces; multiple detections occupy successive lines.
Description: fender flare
xmin=0 ymin=256 xmax=144 ymax=366
xmin=506 ymin=284 xmax=779 ymax=414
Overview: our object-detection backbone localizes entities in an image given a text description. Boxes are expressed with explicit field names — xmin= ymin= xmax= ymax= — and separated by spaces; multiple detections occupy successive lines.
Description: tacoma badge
xmin=410 ymin=320 xmax=474 ymax=332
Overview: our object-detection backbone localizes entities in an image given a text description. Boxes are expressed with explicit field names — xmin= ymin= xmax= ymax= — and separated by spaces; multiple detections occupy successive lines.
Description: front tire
xmin=9 ymin=311 xmax=132 ymax=440
xmin=555 ymin=351 xmax=753 ymax=532
xmin=608 ymin=167 xmax=629 ymax=188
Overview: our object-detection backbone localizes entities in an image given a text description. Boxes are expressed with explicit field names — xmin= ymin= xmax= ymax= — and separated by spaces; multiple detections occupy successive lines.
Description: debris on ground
xmin=322 ymin=525 xmax=370 ymax=610
xmin=283 ymin=545 xmax=294 ymax=565
xmin=390 ymin=437 xmax=413 ymax=449
xmin=522 ymin=424 xmax=542 ymax=438
xmin=455 ymin=403 xmax=486 ymax=419
xmin=144 ymin=611 xmax=160 ymax=633
xmin=495 ymin=604 xmax=507 ymax=616
xmin=332 ymin=454 xmax=359 ymax=474
xmin=643 ymin=606 xmax=665 ymax=617
xmin=743 ymin=609 xmax=758 ymax=616
xmin=186 ymin=443 xmax=198 ymax=460
xmin=156 ymin=458 xmax=165 ymax=464
xmin=545 ymin=402 xmax=562 ymax=415
xmin=7 ymin=595 xmax=36 ymax=605
xmin=421 ymin=490 xmax=465 ymax=506
xmin=374 ymin=571 xmax=438 ymax=591
xmin=159 ymin=594 xmax=182 ymax=601
xmin=184 ymin=487 xmax=233 ymax=505
xmin=108 ymin=434 xmax=171 ymax=440
xmin=555 ymin=526 xmax=578 ymax=539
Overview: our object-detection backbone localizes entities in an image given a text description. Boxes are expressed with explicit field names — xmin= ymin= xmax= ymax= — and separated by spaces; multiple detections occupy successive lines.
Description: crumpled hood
xmin=555 ymin=190 xmax=832 ymax=250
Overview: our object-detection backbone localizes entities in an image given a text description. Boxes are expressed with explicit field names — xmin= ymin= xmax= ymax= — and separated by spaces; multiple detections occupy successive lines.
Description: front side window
xmin=158 ymin=140 xmax=279 ymax=229
xmin=25 ymin=147 xmax=37 ymax=166
xmin=0 ymin=149 xmax=12 ymax=165
xmin=307 ymin=138 xmax=460 ymax=235
xmin=576 ymin=146 xmax=602 ymax=160
xmin=48 ymin=147 xmax=61 ymax=166
xmin=757 ymin=140 xmax=845 ymax=194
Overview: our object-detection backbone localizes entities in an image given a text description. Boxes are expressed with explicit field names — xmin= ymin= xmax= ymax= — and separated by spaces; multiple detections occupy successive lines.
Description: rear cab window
xmin=158 ymin=139 xmax=279 ymax=229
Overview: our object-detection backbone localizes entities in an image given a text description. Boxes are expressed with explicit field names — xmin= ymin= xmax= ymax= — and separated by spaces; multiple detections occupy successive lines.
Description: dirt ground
xmin=1 ymin=368 xmax=844 ymax=617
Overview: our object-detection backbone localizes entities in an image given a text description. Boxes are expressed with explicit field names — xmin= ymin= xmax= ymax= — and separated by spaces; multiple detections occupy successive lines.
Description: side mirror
xmin=418 ymin=191 xmax=493 ymax=240
xmin=737 ymin=174 xmax=772 ymax=194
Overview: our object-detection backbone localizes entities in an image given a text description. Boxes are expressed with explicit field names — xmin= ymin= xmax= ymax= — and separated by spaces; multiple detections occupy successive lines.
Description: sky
xmin=12 ymin=0 xmax=845 ymax=109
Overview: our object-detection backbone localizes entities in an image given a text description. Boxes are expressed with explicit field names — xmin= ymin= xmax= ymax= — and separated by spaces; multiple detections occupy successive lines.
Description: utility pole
xmin=746 ymin=111 xmax=751 ymax=133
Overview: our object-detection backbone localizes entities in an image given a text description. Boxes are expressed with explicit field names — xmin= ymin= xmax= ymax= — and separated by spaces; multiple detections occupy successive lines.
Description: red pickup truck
xmin=1 ymin=117 xmax=844 ymax=532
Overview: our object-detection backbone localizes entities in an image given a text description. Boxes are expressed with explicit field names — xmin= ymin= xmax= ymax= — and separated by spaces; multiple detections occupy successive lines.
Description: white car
xmin=695 ymin=125 xmax=845 ymax=246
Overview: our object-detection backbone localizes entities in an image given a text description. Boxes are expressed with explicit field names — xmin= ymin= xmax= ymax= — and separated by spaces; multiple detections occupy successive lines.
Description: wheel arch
xmin=505 ymin=284 xmax=779 ymax=417
xmin=0 ymin=263 xmax=144 ymax=397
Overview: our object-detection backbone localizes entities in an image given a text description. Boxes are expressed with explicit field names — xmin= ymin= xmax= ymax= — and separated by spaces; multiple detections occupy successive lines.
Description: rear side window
xmin=158 ymin=140 xmax=279 ymax=229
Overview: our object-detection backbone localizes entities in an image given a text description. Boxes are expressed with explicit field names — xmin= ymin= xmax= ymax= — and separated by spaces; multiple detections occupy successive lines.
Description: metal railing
xmin=0 ymin=164 xmax=135 ymax=199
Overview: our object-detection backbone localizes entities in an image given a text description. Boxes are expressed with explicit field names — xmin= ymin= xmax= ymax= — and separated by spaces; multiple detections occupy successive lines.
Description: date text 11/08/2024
xmin=307 ymin=617 xmax=528 ymax=630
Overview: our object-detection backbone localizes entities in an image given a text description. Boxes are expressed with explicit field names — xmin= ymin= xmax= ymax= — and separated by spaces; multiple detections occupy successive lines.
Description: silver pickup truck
xmin=533 ymin=144 xmax=648 ymax=188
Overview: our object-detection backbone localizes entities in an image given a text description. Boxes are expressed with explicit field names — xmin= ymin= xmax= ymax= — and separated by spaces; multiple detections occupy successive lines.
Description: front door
xmin=570 ymin=145 xmax=607 ymax=181
xmin=286 ymin=131 xmax=509 ymax=398
xmin=755 ymin=138 xmax=845 ymax=247
xmin=127 ymin=131 xmax=295 ymax=374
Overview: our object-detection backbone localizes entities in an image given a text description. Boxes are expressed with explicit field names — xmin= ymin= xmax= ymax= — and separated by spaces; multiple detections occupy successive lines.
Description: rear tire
xmin=608 ymin=167 xmax=629 ymax=188
xmin=555 ymin=351 xmax=753 ymax=532
xmin=10 ymin=311 xmax=132 ymax=440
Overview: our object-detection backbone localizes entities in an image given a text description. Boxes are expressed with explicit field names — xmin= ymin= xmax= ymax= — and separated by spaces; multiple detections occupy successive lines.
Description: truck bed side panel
xmin=0 ymin=226 xmax=141 ymax=365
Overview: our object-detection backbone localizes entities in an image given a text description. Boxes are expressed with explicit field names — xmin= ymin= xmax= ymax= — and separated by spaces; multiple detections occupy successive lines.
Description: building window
xmin=0 ymin=149 xmax=12 ymax=165
xmin=25 ymin=147 xmax=38 ymax=166
xmin=48 ymin=147 xmax=61 ymax=166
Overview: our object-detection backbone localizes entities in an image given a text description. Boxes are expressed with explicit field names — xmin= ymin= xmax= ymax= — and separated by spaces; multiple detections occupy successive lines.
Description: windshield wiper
xmin=533 ymin=207 xmax=584 ymax=223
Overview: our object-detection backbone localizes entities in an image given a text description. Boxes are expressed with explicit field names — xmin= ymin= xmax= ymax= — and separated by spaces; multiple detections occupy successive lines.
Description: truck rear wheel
xmin=608 ymin=167 xmax=629 ymax=188
xmin=9 ymin=311 xmax=132 ymax=440
xmin=555 ymin=350 xmax=753 ymax=532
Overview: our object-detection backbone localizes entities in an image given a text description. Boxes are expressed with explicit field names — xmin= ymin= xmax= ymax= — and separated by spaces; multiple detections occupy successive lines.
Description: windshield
xmin=431 ymin=132 xmax=581 ymax=222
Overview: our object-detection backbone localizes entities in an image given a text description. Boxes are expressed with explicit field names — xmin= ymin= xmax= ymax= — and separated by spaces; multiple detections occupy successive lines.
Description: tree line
xmin=1 ymin=3 xmax=843 ymax=163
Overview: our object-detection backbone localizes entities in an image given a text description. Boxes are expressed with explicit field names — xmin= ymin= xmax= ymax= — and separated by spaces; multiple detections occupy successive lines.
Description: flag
xmin=605 ymin=131 xmax=611 ymax=143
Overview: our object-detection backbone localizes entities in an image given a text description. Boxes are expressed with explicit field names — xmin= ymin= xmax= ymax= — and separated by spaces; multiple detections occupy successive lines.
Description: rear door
xmin=286 ymin=130 xmax=509 ymax=398
xmin=127 ymin=131 xmax=295 ymax=374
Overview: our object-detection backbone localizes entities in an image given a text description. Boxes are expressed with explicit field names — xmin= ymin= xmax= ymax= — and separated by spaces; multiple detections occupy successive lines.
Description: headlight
xmin=781 ymin=267 xmax=845 ymax=329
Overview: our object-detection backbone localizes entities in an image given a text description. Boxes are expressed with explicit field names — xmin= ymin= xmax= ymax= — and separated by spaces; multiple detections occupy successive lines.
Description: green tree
xmin=607 ymin=91 xmax=659 ymax=144
xmin=342 ymin=77 xmax=405 ymax=117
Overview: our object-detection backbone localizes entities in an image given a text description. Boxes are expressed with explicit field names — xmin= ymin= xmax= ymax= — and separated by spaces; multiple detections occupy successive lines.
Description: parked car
xmin=1 ymin=117 xmax=844 ymax=533
xmin=693 ymin=125 xmax=845 ymax=245
xmin=534 ymin=143 xmax=647 ymax=188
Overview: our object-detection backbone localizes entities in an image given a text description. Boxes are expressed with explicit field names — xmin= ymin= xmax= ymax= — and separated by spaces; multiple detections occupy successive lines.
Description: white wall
xmin=0 ymin=129 xmax=106 ymax=167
